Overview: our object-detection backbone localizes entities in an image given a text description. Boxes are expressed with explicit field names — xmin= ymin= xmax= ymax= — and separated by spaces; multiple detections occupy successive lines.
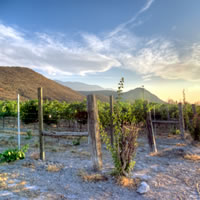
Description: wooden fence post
xmin=192 ymin=104 xmax=197 ymax=116
xmin=87 ymin=94 xmax=102 ymax=171
xmin=110 ymin=95 xmax=114 ymax=147
xmin=178 ymin=103 xmax=185 ymax=140
xmin=38 ymin=87 xmax=45 ymax=161
xmin=146 ymin=111 xmax=157 ymax=153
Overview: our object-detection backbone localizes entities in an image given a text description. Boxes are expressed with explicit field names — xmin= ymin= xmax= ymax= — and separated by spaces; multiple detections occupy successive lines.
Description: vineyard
xmin=0 ymin=89 xmax=200 ymax=199
xmin=1 ymin=98 xmax=199 ymax=130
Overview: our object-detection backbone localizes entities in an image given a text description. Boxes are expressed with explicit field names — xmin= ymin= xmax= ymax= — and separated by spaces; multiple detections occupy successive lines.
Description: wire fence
xmin=0 ymin=114 xmax=88 ymax=134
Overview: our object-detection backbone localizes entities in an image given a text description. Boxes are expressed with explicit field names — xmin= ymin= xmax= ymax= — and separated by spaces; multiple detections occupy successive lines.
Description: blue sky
xmin=0 ymin=0 xmax=200 ymax=102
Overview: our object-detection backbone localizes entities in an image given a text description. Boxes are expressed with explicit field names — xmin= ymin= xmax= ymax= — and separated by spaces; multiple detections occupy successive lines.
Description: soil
xmin=0 ymin=131 xmax=200 ymax=200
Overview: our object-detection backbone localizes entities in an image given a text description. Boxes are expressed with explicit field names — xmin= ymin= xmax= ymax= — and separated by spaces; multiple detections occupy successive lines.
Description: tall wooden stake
xmin=87 ymin=94 xmax=102 ymax=171
xmin=38 ymin=87 xmax=45 ymax=161
xmin=146 ymin=111 xmax=157 ymax=153
xmin=178 ymin=103 xmax=185 ymax=140
xmin=110 ymin=95 xmax=114 ymax=147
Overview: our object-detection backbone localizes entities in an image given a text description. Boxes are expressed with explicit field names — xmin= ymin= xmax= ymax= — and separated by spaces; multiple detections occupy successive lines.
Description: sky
xmin=0 ymin=0 xmax=200 ymax=103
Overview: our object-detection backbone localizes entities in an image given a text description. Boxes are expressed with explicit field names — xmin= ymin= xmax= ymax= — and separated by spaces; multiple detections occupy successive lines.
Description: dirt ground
xmin=0 ymin=130 xmax=200 ymax=200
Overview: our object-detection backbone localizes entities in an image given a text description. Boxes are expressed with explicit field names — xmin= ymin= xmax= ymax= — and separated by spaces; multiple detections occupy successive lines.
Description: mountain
xmin=122 ymin=88 xmax=165 ymax=103
xmin=56 ymin=80 xmax=113 ymax=91
xmin=79 ymin=88 xmax=165 ymax=104
xmin=0 ymin=67 xmax=84 ymax=102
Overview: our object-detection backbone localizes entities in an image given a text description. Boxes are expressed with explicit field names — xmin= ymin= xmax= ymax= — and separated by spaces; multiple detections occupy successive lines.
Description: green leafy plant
xmin=0 ymin=145 xmax=29 ymax=163
xmin=170 ymin=128 xmax=180 ymax=135
xmin=100 ymin=78 xmax=138 ymax=177
xmin=72 ymin=138 xmax=81 ymax=146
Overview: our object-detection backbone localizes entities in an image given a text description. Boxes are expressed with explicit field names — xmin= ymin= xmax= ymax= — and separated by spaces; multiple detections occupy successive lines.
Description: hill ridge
xmin=0 ymin=66 xmax=84 ymax=101
xmin=79 ymin=88 xmax=165 ymax=103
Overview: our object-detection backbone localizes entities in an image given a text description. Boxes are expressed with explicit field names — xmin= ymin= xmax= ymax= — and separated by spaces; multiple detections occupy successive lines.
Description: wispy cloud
xmin=0 ymin=0 xmax=200 ymax=81
xmin=139 ymin=0 xmax=155 ymax=14
xmin=108 ymin=0 xmax=155 ymax=37
xmin=0 ymin=24 xmax=120 ymax=76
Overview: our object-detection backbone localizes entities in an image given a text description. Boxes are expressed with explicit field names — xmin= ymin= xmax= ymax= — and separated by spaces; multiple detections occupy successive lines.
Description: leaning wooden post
xmin=110 ymin=95 xmax=114 ymax=147
xmin=192 ymin=104 xmax=197 ymax=116
xmin=38 ymin=87 xmax=45 ymax=161
xmin=178 ymin=103 xmax=185 ymax=140
xmin=87 ymin=94 xmax=102 ymax=171
xmin=146 ymin=110 xmax=157 ymax=153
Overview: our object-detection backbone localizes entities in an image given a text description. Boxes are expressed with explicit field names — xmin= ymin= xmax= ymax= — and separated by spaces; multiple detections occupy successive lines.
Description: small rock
xmin=137 ymin=181 xmax=150 ymax=194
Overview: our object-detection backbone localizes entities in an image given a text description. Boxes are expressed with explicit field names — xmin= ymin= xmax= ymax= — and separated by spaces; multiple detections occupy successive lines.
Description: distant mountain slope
xmin=56 ymin=81 xmax=106 ymax=91
xmin=79 ymin=90 xmax=116 ymax=102
xmin=0 ymin=67 xmax=85 ymax=101
xmin=79 ymin=88 xmax=165 ymax=104
xmin=122 ymin=88 xmax=165 ymax=103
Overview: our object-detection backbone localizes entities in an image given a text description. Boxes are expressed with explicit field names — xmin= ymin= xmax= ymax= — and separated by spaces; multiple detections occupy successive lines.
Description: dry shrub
xmin=184 ymin=154 xmax=200 ymax=161
xmin=78 ymin=170 xmax=108 ymax=182
xmin=46 ymin=164 xmax=63 ymax=172
xmin=116 ymin=176 xmax=141 ymax=188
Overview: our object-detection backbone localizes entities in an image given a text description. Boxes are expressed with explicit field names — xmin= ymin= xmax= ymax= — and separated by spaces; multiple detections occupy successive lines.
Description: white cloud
xmin=0 ymin=0 xmax=200 ymax=81
xmin=0 ymin=24 xmax=120 ymax=76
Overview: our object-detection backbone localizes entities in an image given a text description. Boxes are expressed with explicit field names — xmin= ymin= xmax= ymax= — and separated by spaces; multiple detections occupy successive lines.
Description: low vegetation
xmin=101 ymin=78 xmax=139 ymax=177
xmin=0 ymin=145 xmax=29 ymax=163
xmin=78 ymin=170 xmax=108 ymax=182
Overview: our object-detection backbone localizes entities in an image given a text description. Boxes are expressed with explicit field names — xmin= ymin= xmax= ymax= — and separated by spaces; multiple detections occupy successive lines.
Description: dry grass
xmin=150 ymin=147 xmax=186 ymax=158
xmin=0 ymin=173 xmax=8 ymax=189
xmin=22 ymin=162 xmax=36 ymax=169
xmin=176 ymin=143 xmax=186 ymax=147
xmin=184 ymin=154 xmax=200 ymax=162
xmin=149 ymin=152 xmax=160 ymax=157
xmin=116 ymin=176 xmax=141 ymax=188
xmin=46 ymin=164 xmax=63 ymax=172
xmin=30 ymin=152 xmax=39 ymax=160
xmin=71 ymin=150 xmax=91 ymax=157
xmin=78 ymin=170 xmax=108 ymax=182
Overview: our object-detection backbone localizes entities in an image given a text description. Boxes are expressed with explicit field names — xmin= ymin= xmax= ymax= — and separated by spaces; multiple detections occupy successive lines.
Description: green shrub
xmin=21 ymin=100 xmax=38 ymax=124
xmin=0 ymin=145 xmax=29 ymax=163
xmin=100 ymin=78 xmax=138 ymax=177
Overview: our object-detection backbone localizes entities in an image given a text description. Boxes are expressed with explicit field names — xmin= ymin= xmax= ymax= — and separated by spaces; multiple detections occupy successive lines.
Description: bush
xmin=100 ymin=78 xmax=138 ymax=177
xmin=21 ymin=100 xmax=38 ymax=124
xmin=0 ymin=145 xmax=29 ymax=163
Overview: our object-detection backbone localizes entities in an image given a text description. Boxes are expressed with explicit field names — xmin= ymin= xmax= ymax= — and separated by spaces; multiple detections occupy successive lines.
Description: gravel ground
xmin=0 ymin=131 xmax=200 ymax=200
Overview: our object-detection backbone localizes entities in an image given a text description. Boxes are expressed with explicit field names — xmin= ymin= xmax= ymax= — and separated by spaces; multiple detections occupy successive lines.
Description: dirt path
xmin=0 ymin=132 xmax=200 ymax=200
